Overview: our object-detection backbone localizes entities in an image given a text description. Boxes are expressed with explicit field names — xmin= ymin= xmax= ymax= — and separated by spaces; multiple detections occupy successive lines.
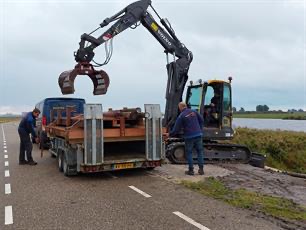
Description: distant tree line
xmin=288 ymin=109 xmax=304 ymax=112
xmin=256 ymin=105 xmax=269 ymax=112
xmin=233 ymin=105 xmax=305 ymax=113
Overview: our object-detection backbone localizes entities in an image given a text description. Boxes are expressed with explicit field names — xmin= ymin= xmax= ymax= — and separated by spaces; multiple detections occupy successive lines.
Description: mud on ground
xmin=153 ymin=163 xmax=306 ymax=230
xmin=219 ymin=164 xmax=306 ymax=230
xmin=219 ymin=164 xmax=306 ymax=207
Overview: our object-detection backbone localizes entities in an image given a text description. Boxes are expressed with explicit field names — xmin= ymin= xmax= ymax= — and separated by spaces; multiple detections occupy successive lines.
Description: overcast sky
xmin=0 ymin=0 xmax=305 ymax=114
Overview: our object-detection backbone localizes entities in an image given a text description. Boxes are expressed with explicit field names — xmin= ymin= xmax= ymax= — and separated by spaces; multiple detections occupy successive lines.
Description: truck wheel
xmin=57 ymin=151 xmax=64 ymax=172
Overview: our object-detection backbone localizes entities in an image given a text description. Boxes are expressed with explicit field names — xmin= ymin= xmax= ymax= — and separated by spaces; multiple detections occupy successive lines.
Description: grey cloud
xmin=0 ymin=0 xmax=305 ymax=113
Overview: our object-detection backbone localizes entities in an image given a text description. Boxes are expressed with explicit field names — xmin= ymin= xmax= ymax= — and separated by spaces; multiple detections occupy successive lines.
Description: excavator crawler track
xmin=58 ymin=63 xmax=110 ymax=95
xmin=166 ymin=140 xmax=252 ymax=164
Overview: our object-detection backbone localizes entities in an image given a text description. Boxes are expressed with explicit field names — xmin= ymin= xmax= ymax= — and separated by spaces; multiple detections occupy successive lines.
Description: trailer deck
xmin=45 ymin=104 xmax=164 ymax=176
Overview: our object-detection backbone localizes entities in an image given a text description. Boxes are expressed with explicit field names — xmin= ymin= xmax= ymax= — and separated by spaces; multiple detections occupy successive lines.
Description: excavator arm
xmin=58 ymin=0 xmax=193 ymax=128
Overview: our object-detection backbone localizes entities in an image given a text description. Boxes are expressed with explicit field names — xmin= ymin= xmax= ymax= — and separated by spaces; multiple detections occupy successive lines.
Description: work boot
xmin=198 ymin=167 xmax=204 ymax=175
xmin=185 ymin=168 xmax=194 ymax=176
xmin=19 ymin=160 xmax=29 ymax=165
xmin=28 ymin=161 xmax=37 ymax=166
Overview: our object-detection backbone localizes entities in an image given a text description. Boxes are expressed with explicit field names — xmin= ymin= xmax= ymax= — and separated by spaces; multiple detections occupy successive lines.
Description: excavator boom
xmin=58 ymin=0 xmax=192 ymax=129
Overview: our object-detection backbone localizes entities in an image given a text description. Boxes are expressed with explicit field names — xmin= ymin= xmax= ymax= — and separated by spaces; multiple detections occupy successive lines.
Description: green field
xmin=0 ymin=117 xmax=21 ymax=124
xmin=233 ymin=112 xmax=306 ymax=120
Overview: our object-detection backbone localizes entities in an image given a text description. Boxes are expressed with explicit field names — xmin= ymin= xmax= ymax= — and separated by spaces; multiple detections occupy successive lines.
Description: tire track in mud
xmin=219 ymin=164 xmax=306 ymax=230
xmin=220 ymin=164 xmax=306 ymax=205
xmin=221 ymin=164 xmax=294 ymax=197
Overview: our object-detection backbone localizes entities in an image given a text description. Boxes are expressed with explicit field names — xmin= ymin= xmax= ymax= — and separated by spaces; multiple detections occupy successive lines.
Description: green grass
xmin=182 ymin=177 xmax=306 ymax=221
xmin=234 ymin=112 xmax=306 ymax=120
xmin=231 ymin=128 xmax=306 ymax=174
xmin=0 ymin=117 xmax=20 ymax=123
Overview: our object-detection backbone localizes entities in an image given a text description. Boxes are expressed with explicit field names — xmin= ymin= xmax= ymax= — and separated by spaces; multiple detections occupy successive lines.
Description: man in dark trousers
xmin=210 ymin=90 xmax=220 ymax=113
xmin=18 ymin=108 xmax=40 ymax=165
xmin=170 ymin=102 xmax=204 ymax=175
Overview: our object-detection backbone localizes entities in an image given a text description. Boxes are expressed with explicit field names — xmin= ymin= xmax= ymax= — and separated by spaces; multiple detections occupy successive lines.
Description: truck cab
xmin=35 ymin=97 xmax=86 ymax=149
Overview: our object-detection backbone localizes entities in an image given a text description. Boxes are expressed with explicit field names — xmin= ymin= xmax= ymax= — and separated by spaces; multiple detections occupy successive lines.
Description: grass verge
xmin=231 ymin=128 xmax=306 ymax=174
xmin=182 ymin=177 xmax=306 ymax=221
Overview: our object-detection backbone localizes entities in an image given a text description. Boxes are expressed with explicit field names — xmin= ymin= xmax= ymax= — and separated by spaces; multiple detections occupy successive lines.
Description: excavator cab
xmin=185 ymin=78 xmax=234 ymax=141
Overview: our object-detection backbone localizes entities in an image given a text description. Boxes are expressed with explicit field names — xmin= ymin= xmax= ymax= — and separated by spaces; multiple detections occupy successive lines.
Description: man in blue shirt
xmin=18 ymin=108 xmax=40 ymax=165
xmin=170 ymin=102 xmax=204 ymax=175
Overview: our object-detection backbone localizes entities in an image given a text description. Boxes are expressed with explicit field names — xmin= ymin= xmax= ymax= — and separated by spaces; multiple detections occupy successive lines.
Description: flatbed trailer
xmin=45 ymin=104 xmax=164 ymax=176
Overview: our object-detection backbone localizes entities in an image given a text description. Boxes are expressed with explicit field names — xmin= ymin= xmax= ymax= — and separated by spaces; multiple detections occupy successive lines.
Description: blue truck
xmin=35 ymin=97 xmax=85 ymax=149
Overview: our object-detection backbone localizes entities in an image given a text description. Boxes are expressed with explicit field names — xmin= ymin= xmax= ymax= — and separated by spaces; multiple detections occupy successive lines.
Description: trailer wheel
xmin=63 ymin=155 xmax=68 ymax=176
xmin=57 ymin=151 xmax=64 ymax=172
xmin=63 ymin=152 xmax=77 ymax=177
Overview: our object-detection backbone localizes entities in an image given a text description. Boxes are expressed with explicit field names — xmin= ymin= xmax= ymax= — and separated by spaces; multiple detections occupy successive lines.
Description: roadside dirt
xmin=219 ymin=164 xmax=306 ymax=230
xmin=153 ymin=163 xmax=306 ymax=230
xmin=219 ymin=164 xmax=306 ymax=207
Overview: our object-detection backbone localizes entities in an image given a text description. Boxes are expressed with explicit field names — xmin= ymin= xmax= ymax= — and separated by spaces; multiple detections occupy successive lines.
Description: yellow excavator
xmin=58 ymin=0 xmax=253 ymax=164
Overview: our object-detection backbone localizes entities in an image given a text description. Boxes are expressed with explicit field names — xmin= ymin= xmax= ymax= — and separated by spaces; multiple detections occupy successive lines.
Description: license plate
xmin=113 ymin=163 xmax=134 ymax=170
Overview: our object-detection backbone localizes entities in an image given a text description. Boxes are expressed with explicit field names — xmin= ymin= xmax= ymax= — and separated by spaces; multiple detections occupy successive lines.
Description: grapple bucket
xmin=58 ymin=63 xmax=110 ymax=95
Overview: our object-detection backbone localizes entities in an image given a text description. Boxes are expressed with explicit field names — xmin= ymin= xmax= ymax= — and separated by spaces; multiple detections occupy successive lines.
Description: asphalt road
xmin=0 ymin=122 xmax=284 ymax=230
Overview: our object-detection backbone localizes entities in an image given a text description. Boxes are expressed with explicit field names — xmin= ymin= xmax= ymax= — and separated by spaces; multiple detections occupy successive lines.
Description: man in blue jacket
xmin=170 ymin=102 xmax=204 ymax=175
xmin=18 ymin=108 xmax=40 ymax=165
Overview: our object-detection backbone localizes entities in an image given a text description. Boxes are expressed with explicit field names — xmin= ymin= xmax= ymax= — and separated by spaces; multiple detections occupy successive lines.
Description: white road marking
xmin=173 ymin=211 xmax=210 ymax=230
xmin=4 ymin=155 xmax=8 ymax=158
xmin=1 ymin=124 xmax=5 ymax=139
xmin=5 ymin=184 xmax=11 ymax=194
xmin=5 ymin=170 xmax=10 ymax=177
xmin=5 ymin=161 xmax=9 ymax=167
xmin=4 ymin=150 xmax=7 ymax=153
xmin=5 ymin=206 xmax=13 ymax=225
xmin=3 ymin=146 xmax=7 ymax=149
xmin=128 ymin=186 xmax=152 ymax=198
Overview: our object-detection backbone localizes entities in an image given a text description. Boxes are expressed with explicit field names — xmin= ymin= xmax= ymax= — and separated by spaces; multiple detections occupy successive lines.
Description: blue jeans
xmin=18 ymin=128 xmax=34 ymax=162
xmin=185 ymin=136 xmax=204 ymax=170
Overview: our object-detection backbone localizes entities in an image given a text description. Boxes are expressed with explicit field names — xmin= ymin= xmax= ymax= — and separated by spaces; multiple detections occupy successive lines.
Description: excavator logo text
xmin=157 ymin=30 xmax=172 ymax=46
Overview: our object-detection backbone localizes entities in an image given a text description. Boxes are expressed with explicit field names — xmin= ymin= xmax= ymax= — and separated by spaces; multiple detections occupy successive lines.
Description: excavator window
xmin=203 ymin=84 xmax=222 ymax=127
xmin=204 ymin=86 xmax=214 ymax=106
xmin=223 ymin=84 xmax=231 ymax=112
xmin=187 ymin=86 xmax=203 ymax=111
